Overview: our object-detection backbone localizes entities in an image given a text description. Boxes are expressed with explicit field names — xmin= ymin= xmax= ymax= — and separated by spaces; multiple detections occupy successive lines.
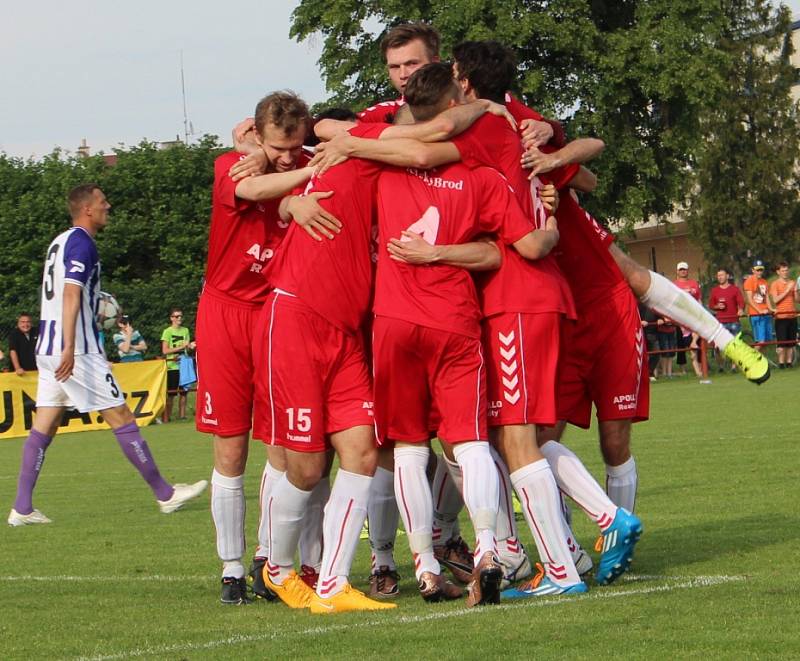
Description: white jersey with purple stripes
xmin=36 ymin=226 xmax=104 ymax=357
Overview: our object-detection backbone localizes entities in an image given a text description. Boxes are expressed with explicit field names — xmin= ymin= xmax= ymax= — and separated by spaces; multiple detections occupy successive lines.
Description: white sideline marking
xmin=73 ymin=574 xmax=746 ymax=661
xmin=0 ymin=575 xmax=215 ymax=583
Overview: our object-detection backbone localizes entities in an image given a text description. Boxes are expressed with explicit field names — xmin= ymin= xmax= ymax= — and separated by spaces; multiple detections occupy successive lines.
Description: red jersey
xmin=674 ymin=278 xmax=701 ymax=301
xmin=357 ymin=98 xmax=405 ymax=123
xmin=506 ymin=100 xmax=626 ymax=309
xmin=266 ymin=124 xmax=387 ymax=335
xmin=205 ymin=151 xmax=309 ymax=305
xmin=373 ymin=163 xmax=534 ymax=339
xmin=450 ymin=115 xmax=575 ymax=319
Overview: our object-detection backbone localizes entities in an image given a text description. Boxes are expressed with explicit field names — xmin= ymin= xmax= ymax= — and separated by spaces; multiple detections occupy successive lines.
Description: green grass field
xmin=1 ymin=370 xmax=799 ymax=660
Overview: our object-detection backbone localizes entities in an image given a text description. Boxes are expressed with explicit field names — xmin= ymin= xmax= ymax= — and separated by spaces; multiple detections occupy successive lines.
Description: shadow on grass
xmin=632 ymin=513 xmax=799 ymax=574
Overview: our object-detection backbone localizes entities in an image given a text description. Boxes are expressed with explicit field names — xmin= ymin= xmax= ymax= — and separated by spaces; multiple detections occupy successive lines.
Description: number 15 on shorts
xmin=286 ymin=407 xmax=311 ymax=433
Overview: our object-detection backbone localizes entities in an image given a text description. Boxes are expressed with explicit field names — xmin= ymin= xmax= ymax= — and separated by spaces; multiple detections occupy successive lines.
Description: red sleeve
xmin=214 ymin=152 xmax=253 ymax=211
xmin=450 ymin=116 xmax=504 ymax=169
xmin=475 ymin=168 xmax=535 ymax=243
xmin=349 ymin=123 xmax=390 ymax=139
xmin=735 ymin=287 xmax=745 ymax=308
xmin=709 ymin=289 xmax=718 ymax=308
xmin=504 ymin=94 xmax=566 ymax=148
xmin=357 ymin=100 xmax=402 ymax=124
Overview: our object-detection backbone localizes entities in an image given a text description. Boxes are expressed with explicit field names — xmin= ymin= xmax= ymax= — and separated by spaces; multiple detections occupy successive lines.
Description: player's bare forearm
xmin=315 ymin=119 xmax=357 ymax=141
xmin=56 ymin=284 xmax=81 ymax=381
xmin=235 ymin=167 xmax=313 ymax=202
xmin=434 ymin=240 xmax=501 ymax=271
xmin=61 ymin=284 xmax=81 ymax=355
xmin=523 ymin=138 xmax=605 ymax=177
xmin=568 ymin=166 xmax=598 ymax=193
xmin=383 ymin=100 xmax=503 ymax=142
xmin=512 ymin=219 xmax=560 ymax=260
xmin=349 ymin=137 xmax=460 ymax=169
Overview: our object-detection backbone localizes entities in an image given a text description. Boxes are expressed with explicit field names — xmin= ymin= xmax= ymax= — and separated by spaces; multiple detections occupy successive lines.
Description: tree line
xmin=1 ymin=0 xmax=798 ymax=347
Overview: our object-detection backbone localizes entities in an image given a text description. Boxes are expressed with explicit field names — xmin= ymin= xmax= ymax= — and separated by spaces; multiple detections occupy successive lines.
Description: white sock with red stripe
xmin=300 ymin=476 xmax=329 ymax=571
xmin=641 ymin=270 xmax=733 ymax=350
xmin=540 ymin=440 xmax=618 ymax=532
xmin=368 ymin=466 xmax=399 ymax=572
xmin=394 ymin=445 xmax=439 ymax=579
xmin=255 ymin=462 xmax=284 ymax=559
xmin=453 ymin=442 xmax=499 ymax=563
xmin=605 ymin=456 xmax=637 ymax=512
xmin=510 ymin=459 xmax=581 ymax=586
xmin=211 ymin=470 xmax=246 ymax=579
xmin=316 ymin=469 xmax=372 ymax=598
xmin=267 ymin=475 xmax=312 ymax=585
xmin=491 ymin=446 xmax=522 ymax=561
xmin=431 ymin=453 xmax=463 ymax=546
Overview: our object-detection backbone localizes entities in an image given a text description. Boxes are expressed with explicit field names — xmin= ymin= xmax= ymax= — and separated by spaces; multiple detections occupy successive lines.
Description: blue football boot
xmin=595 ymin=508 xmax=643 ymax=585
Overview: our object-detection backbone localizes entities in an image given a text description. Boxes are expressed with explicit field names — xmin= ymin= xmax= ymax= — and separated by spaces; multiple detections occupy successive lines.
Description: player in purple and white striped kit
xmin=8 ymin=184 xmax=207 ymax=527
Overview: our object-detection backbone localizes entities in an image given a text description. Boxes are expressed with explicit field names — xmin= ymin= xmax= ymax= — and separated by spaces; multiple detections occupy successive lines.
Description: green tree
xmin=687 ymin=1 xmax=800 ymax=276
xmin=290 ymin=0 xmax=729 ymax=227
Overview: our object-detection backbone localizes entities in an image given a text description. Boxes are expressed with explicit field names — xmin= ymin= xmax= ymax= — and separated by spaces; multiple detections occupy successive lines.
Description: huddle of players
xmin=198 ymin=23 xmax=769 ymax=614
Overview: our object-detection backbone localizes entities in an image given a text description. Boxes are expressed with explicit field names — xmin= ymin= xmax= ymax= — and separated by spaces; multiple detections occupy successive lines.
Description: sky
xmin=2 ymin=1 xmax=800 ymax=160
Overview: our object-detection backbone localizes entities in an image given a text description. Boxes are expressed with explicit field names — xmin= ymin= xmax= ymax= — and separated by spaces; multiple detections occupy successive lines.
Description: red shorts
xmin=195 ymin=288 xmax=260 ymax=437
xmin=483 ymin=312 xmax=560 ymax=427
xmin=557 ymin=282 xmax=650 ymax=428
xmin=252 ymin=291 xmax=374 ymax=453
xmin=373 ymin=316 xmax=487 ymax=445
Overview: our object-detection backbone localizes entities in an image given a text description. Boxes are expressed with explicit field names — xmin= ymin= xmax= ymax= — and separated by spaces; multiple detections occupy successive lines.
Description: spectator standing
xmin=8 ymin=313 xmax=38 ymax=375
xmin=113 ymin=315 xmax=147 ymax=363
xmin=673 ymin=262 xmax=702 ymax=377
xmin=638 ymin=302 xmax=661 ymax=380
xmin=656 ymin=310 xmax=677 ymax=378
xmin=708 ymin=269 xmax=745 ymax=371
xmin=769 ymin=262 xmax=797 ymax=368
xmin=743 ymin=260 xmax=775 ymax=353
xmin=161 ymin=309 xmax=195 ymax=422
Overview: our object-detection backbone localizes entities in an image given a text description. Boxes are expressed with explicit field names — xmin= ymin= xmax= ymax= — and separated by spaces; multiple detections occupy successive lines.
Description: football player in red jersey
xmin=361 ymin=67 xmax=582 ymax=605
xmin=312 ymin=59 xmax=598 ymax=595
xmin=197 ymin=91 xmax=337 ymax=605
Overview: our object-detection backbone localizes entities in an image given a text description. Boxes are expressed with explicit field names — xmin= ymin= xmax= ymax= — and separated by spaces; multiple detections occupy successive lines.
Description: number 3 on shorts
xmin=105 ymin=373 xmax=120 ymax=398
xmin=204 ymin=392 xmax=213 ymax=415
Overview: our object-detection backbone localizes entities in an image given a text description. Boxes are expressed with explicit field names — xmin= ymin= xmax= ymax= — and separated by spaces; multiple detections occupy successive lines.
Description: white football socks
xmin=211 ymin=470 xmax=246 ymax=579
xmin=255 ymin=462 xmax=284 ymax=559
xmin=300 ymin=476 xmax=329 ymax=571
xmin=453 ymin=441 xmax=499 ymax=561
xmin=605 ymin=456 xmax=638 ymax=512
xmin=267 ymin=474 xmax=312 ymax=584
xmin=394 ymin=445 xmax=439 ymax=579
xmin=316 ymin=469 xmax=372 ymax=598
xmin=490 ymin=446 xmax=523 ymax=562
xmin=431 ymin=454 xmax=463 ymax=546
xmin=540 ymin=440 xmax=618 ymax=531
xmin=510 ymin=459 xmax=581 ymax=585
xmin=641 ymin=270 xmax=733 ymax=350
xmin=368 ymin=466 xmax=399 ymax=572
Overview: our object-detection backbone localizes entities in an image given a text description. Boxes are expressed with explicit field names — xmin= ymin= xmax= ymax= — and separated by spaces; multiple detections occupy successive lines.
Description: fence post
xmin=700 ymin=338 xmax=709 ymax=380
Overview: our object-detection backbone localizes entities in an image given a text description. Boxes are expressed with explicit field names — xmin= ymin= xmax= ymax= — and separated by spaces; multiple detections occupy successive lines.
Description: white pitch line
xmin=0 ymin=575 xmax=216 ymax=583
xmin=74 ymin=575 xmax=746 ymax=661
xmin=0 ymin=573 xmax=741 ymax=584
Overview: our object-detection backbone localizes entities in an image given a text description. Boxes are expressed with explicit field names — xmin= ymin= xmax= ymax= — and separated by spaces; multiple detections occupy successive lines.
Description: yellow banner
xmin=0 ymin=360 xmax=167 ymax=440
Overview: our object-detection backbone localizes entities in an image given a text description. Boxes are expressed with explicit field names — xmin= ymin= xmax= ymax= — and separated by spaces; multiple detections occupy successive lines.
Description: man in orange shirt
xmin=743 ymin=260 xmax=775 ymax=353
xmin=769 ymin=262 xmax=797 ymax=368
